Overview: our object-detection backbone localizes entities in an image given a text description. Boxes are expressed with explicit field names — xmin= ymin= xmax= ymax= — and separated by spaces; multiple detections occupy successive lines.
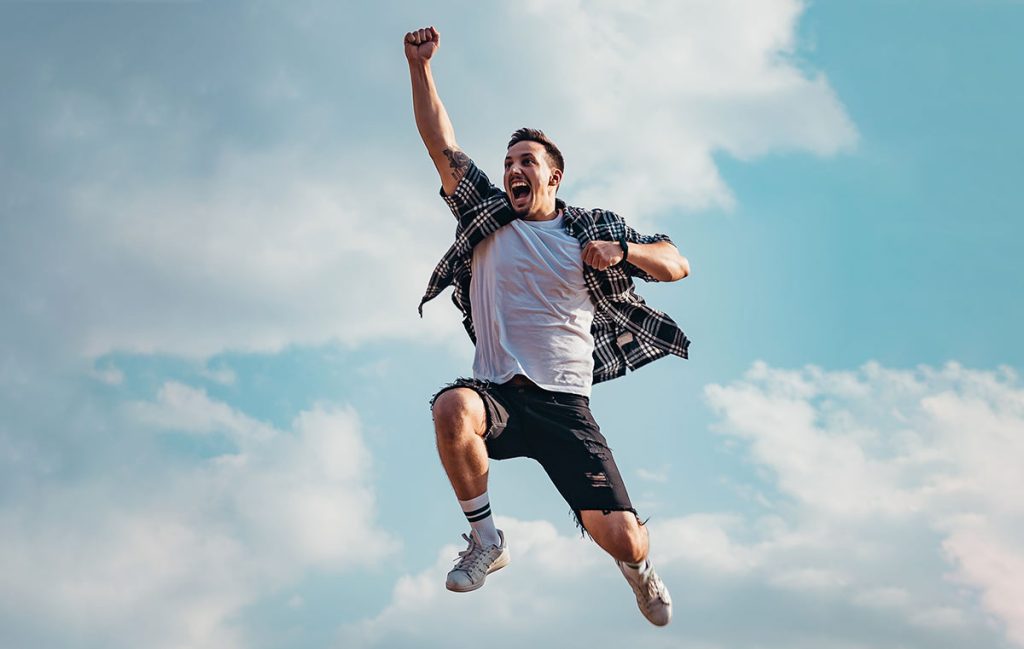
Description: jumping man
xmin=407 ymin=26 xmax=691 ymax=626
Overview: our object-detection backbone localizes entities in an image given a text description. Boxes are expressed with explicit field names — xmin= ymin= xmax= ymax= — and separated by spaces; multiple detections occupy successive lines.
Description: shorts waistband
xmin=503 ymin=374 xmax=538 ymax=388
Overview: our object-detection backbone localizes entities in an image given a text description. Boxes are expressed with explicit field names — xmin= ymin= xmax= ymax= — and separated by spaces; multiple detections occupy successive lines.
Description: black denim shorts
xmin=431 ymin=377 xmax=638 ymax=532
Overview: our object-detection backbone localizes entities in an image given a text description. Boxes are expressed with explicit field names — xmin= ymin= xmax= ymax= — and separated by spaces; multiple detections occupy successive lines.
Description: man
xmin=406 ymin=26 xmax=690 ymax=627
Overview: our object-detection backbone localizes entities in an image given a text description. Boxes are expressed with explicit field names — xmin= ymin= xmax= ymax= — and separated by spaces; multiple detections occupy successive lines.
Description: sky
xmin=1 ymin=1 xmax=1022 ymax=648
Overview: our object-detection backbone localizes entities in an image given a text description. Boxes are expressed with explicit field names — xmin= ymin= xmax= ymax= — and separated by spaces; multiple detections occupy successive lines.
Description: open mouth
xmin=510 ymin=180 xmax=531 ymax=203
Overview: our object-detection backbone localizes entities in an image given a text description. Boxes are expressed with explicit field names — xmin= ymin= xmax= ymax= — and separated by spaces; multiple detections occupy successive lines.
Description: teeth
xmin=510 ymin=179 xmax=530 ymax=200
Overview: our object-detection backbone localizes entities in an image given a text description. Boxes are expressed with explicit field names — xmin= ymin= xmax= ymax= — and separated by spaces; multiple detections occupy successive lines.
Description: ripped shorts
xmin=431 ymin=377 xmax=638 ymax=533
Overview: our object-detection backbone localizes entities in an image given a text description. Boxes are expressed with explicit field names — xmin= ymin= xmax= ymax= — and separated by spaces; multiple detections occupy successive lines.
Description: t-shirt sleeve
xmin=438 ymin=159 xmax=508 ymax=226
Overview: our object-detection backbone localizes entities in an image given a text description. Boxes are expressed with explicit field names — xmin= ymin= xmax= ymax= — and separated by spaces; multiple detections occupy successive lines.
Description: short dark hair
xmin=507 ymin=127 xmax=564 ymax=173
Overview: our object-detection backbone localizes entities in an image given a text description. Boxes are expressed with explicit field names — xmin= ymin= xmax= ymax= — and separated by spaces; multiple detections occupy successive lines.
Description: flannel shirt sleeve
xmin=622 ymin=222 xmax=676 ymax=282
xmin=438 ymin=159 xmax=507 ymax=228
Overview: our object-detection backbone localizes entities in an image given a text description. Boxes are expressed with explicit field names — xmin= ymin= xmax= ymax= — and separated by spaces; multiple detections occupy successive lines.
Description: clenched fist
xmin=405 ymin=26 xmax=440 ymax=62
xmin=582 ymin=240 xmax=625 ymax=271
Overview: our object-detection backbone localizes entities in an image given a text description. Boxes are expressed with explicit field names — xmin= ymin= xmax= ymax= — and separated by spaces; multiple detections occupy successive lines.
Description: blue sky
xmin=1 ymin=1 xmax=1022 ymax=648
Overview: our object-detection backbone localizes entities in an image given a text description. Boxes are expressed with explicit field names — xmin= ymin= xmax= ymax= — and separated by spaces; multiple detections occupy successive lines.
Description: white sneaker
xmin=617 ymin=559 xmax=672 ymax=626
xmin=445 ymin=529 xmax=510 ymax=593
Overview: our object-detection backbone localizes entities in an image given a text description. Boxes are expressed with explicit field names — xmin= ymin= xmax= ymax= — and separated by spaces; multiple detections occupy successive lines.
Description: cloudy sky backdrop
xmin=2 ymin=1 xmax=1022 ymax=648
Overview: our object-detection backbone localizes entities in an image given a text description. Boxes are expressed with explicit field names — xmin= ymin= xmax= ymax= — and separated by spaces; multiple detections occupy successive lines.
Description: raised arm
xmin=405 ymin=26 xmax=469 ymax=196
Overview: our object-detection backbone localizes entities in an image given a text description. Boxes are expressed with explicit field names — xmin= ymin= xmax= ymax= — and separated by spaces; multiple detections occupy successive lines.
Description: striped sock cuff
xmin=464 ymin=503 xmax=491 ymax=523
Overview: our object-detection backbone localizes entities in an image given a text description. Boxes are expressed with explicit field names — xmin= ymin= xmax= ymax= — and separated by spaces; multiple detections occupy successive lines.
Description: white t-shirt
xmin=470 ymin=212 xmax=596 ymax=396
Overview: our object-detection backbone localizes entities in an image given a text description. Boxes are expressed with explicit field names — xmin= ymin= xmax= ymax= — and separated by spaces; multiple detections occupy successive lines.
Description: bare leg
xmin=584 ymin=509 xmax=671 ymax=625
xmin=432 ymin=388 xmax=511 ymax=592
xmin=431 ymin=388 xmax=490 ymax=500
xmin=579 ymin=510 xmax=649 ymax=564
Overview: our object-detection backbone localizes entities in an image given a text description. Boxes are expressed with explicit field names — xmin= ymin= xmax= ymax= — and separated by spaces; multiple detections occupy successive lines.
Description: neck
xmin=523 ymin=201 xmax=559 ymax=222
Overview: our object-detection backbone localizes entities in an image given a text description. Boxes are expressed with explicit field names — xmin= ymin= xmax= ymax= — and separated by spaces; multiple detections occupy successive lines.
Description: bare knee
xmin=614 ymin=524 xmax=648 ymax=564
xmin=581 ymin=510 xmax=648 ymax=563
xmin=431 ymin=388 xmax=487 ymax=440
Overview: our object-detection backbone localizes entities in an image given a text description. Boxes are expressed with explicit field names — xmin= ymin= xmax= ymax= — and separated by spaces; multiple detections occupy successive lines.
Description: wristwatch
xmin=618 ymin=236 xmax=629 ymax=264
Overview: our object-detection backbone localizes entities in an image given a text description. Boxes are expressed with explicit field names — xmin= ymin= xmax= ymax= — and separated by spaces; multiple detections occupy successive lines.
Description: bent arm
xmin=582 ymin=239 xmax=690 ymax=281
xmin=405 ymin=27 xmax=469 ymax=195
xmin=626 ymin=241 xmax=690 ymax=282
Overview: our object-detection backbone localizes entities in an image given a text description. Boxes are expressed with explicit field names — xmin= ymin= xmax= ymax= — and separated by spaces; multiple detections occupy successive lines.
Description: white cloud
xmin=200 ymin=362 xmax=237 ymax=385
xmin=651 ymin=513 xmax=757 ymax=574
xmin=91 ymin=363 xmax=124 ymax=385
xmin=128 ymin=382 xmax=398 ymax=569
xmin=702 ymin=361 xmax=1024 ymax=648
xmin=769 ymin=567 xmax=849 ymax=591
xmin=852 ymin=586 xmax=910 ymax=609
xmin=127 ymin=380 xmax=278 ymax=441
xmin=0 ymin=382 xmax=397 ymax=649
xmin=61 ymin=150 xmax=460 ymax=359
xmin=942 ymin=518 xmax=1024 ymax=645
xmin=910 ymin=606 xmax=968 ymax=630
xmin=470 ymin=0 xmax=857 ymax=220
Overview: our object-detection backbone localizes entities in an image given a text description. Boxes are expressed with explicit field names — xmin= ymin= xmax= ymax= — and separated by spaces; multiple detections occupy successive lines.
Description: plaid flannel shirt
xmin=418 ymin=159 xmax=689 ymax=384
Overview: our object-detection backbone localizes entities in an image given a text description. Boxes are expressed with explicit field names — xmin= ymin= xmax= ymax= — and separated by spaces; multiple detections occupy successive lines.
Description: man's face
xmin=503 ymin=140 xmax=561 ymax=216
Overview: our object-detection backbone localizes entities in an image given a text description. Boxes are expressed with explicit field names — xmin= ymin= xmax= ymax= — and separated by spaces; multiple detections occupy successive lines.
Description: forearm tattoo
xmin=442 ymin=148 xmax=471 ymax=180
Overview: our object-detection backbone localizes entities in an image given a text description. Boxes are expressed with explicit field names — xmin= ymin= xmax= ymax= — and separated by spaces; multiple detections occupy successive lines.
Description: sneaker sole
xmin=445 ymin=551 xmax=510 ymax=593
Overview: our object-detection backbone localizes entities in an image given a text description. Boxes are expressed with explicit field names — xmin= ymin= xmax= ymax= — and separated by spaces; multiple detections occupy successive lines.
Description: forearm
xmin=408 ymin=61 xmax=457 ymax=157
xmin=627 ymin=241 xmax=690 ymax=282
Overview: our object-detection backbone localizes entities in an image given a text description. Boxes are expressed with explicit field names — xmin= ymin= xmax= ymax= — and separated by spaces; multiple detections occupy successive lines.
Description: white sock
xmin=459 ymin=492 xmax=501 ymax=547
xmin=621 ymin=558 xmax=651 ymax=578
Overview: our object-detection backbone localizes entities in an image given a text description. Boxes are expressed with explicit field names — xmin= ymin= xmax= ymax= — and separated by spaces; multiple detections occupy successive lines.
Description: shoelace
xmin=625 ymin=568 xmax=667 ymax=610
xmin=639 ymin=572 xmax=669 ymax=609
xmin=453 ymin=533 xmax=491 ymax=574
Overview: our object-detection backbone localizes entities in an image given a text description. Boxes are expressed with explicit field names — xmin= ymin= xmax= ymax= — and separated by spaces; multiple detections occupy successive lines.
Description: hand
xmin=405 ymin=26 xmax=440 ymax=63
xmin=582 ymin=240 xmax=624 ymax=271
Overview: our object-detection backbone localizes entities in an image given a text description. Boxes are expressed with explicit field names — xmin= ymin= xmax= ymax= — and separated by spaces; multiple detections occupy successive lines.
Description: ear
xmin=548 ymin=168 xmax=563 ymax=187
